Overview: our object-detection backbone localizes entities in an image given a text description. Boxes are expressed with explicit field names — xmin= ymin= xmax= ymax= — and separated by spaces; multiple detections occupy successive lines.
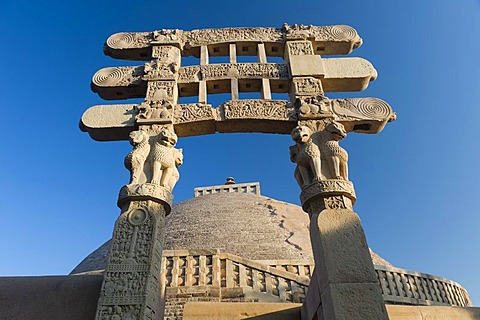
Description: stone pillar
xmin=94 ymin=184 xmax=173 ymax=320
xmin=289 ymin=121 xmax=388 ymax=320
xmin=301 ymin=182 xmax=388 ymax=320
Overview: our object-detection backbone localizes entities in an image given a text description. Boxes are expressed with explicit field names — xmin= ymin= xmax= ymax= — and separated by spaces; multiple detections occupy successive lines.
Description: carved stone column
xmin=94 ymin=185 xmax=172 ymax=320
xmin=290 ymin=121 xmax=389 ymax=320
xmin=94 ymin=124 xmax=182 ymax=320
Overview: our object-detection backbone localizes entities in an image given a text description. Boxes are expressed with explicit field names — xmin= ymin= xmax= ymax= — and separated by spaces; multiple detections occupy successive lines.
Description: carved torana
xmin=82 ymin=24 xmax=397 ymax=320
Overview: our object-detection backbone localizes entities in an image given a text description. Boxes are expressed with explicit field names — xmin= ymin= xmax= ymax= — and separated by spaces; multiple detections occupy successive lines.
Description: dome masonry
xmin=72 ymin=179 xmax=392 ymax=274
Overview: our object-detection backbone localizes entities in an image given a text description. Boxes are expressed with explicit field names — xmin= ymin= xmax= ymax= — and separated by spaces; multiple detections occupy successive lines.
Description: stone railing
xmin=375 ymin=265 xmax=472 ymax=307
xmin=160 ymin=250 xmax=472 ymax=307
xmin=161 ymin=249 xmax=309 ymax=303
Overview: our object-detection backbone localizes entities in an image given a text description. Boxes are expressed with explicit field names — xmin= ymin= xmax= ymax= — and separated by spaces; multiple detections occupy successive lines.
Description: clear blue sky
xmin=1 ymin=0 xmax=480 ymax=305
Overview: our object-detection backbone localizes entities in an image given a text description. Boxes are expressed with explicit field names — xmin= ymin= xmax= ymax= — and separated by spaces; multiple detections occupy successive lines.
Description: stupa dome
xmin=72 ymin=179 xmax=391 ymax=274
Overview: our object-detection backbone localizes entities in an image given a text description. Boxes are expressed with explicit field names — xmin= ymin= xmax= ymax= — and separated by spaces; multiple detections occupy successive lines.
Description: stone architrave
xmin=80 ymin=97 xmax=395 ymax=141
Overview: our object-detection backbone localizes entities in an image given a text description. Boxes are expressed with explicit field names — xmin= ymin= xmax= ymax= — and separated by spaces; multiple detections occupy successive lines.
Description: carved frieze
xmin=177 ymin=63 xmax=289 ymax=83
xmin=118 ymin=184 xmax=174 ymax=211
xmin=307 ymin=194 xmax=353 ymax=214
xmin=136 ymin=100 xmax=173 ymax=124
xmin=300 ymin=179 xmax=356 ymax=210
xmin=142 ymin=60 xmax=178 ymax=81
xmin=220 ymin=99 xmax=295 ymax=121
xmin=183 ymin=27 xmax=283 ymax=46
xmin=296 ymin=95 xmax=333 ymax=120
xmin=146 ymin=81 xmax=176 ymax=101
xmin=104 ymin=25 xmax=361 ymax=53
xmin=152 ymin=29 xmax=182 ymax=44
xmin=286 ymin=41 xmax=314 ymax=56
xmin=92 ymin=66 xmax=143 ymax=88
xmin=293 ymin=77 xmax=323 ymax=96
xmin=174 ymin=103 xmax=215 ymax=124
xmin=152 ymin=46 xmax=174 ymax=59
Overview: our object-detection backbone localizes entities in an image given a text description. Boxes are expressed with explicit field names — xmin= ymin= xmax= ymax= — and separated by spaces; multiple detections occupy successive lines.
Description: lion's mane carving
xmin=290 ymin=121 xmax=349 ymax=188
xmin=125 ymin=130 xmax=150 ymax=184
xmin=151 ymin=128 xmax=181 ymax=191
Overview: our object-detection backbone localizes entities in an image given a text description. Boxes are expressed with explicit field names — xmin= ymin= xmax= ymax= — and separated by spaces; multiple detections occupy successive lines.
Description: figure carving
xmin=136 ymin=100 xmax=172 ymax=121
xmin=125 ymin=130 xmax=150 ymax=184
xmin=290 ymin=121 xmax=348 ymax=188
xmin=166 ymin=148 xmax=183 ymax=191
xmin=150 ymin=128 xmax=181 ymax=190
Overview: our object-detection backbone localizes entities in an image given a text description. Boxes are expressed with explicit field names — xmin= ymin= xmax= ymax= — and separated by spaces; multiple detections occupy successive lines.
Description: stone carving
xmin=174 ymin=103 xmax=215 ymax=123
xmin=151 ymin=46 xmax=172 ymax=59
xmin=222 ymin=100 xmax=295 ymax=121
xmin=177 ymin=63 xmax=289 ymax=83
xmin=104 ymin=25 xmax=361 ymax=53
xmin=151 ymin=128 xmax=180 ymax=190
xmin=296 ymin=96 xmax=333 ymax=119
xmin=92 ymin=66 xmax=143 ymax=87
xmin=299 ymin=179 xmax=356 ymax=210
xmin=332 ymin=98 xmax=396 ymax=122
xmin=286 ymin=41 xmax=314 ymax=55
xmin=146 ymin=81 xmax=176 ymax=101
xmin=290 ymin=121 xmax=348 ymax=188
xmin=290 ymin=126 xmax=321 ymax=188
xmin=125 ymin=130 xmax=150 ymax=185
xmin=106 ymin=32 xmax=152 ymax=49
xmin=136 ymin=100 xmax=173 ymax=123
xmin=143 ymin=60 xmax=178 ymax=81
xmin=166 ymin=148 xmax=183 ymax=191
xmin=95 ymin=201 xmax=166 ymax=320
xmin=177 ymin=66 xmax=201 ymax=82
xmin=283 ymin=24 xmax=361 ymax=45
xmin=293 ymin=77 xmax=323 ymax=96
xmin=324 ymin=195 xmax=349 ymax=209
xmin=152 ymin=29 xmax=181 ymax=42
xmin=118 ymin=183 xmax=174 ymax=210
xmin=183 ymin=27 xmax=283 ymax=47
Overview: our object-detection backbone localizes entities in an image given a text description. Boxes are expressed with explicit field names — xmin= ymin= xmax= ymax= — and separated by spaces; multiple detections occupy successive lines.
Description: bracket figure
xmin=290 ymin=121 xmax=349 ymax=188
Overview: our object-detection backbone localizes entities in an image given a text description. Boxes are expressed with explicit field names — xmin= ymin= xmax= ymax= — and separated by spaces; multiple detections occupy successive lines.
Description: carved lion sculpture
xmin=290 ymin=121 xmax=349 ymax=188
xmin=320 ymin=121 xmax=348 ymax=180
xmin=124 ymin=130 xmax=150 ymax=184
xmin=150 ymin=128 xmax=179 ymax=190
xmin=166 ymin=148 xmax=183 ymax=191
xmin=290 ymin=126 xmax=321 ymax=188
